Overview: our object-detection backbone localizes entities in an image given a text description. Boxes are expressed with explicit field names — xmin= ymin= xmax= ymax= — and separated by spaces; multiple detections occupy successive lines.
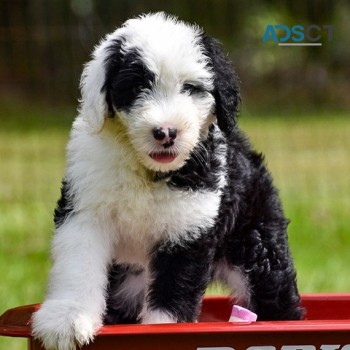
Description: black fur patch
xmin=147 ymin=234 xmax=216 ymax=322
xmin=212 ymin=129 xmax=303 ymax=320
xmin=54 ymin=180 xmax=74 ymax=228
xmin=104 ymin=39 xmax=156 ymax=112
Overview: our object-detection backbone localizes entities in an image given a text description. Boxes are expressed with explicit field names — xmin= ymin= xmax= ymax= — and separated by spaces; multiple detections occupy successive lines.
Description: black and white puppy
xmin=32 ymin=12 xmax=303 ymax=350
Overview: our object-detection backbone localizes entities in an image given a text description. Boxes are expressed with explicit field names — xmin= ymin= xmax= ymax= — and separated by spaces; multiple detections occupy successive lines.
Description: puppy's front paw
xmin=32 ymin=300 xmax=101 ymax=350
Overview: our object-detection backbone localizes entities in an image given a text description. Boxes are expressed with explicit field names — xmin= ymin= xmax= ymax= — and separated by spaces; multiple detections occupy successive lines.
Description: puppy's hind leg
xmin=104 ymin=264 xmax=146 ymax=324
xmin=226 ymin=226 xmax=303 ymax=321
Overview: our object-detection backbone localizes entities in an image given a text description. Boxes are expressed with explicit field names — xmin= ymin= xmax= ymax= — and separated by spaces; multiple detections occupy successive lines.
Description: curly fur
xmin=32 ymin=12 xmax=303 ymax=350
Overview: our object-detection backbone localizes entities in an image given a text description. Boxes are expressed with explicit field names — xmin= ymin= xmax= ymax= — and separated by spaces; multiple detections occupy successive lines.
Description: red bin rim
xmin=1 ymin=293 xmax=350 ymax=339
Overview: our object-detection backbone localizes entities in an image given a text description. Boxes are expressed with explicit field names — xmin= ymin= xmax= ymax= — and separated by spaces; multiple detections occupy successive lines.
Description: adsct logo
xmin=262 ymin=24 xmax=336 ymax=46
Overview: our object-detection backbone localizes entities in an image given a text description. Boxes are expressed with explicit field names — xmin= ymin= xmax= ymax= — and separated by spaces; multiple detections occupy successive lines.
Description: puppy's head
xmin=79 ymin=12 xmax=240 ymax=173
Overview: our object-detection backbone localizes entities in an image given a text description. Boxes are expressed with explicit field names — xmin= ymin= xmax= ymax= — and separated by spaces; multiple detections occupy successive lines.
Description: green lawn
xmin=1 ymin=104 xmax=349 ymax=349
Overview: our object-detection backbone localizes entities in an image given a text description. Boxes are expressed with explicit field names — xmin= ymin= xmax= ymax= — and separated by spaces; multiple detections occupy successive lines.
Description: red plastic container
xmin=1 ymin=294 xmax=350 ymax=350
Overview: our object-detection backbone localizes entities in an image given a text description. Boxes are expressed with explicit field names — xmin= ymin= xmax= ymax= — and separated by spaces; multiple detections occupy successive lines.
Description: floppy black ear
xmin=201 ymin=35 xmax=241 ymax=135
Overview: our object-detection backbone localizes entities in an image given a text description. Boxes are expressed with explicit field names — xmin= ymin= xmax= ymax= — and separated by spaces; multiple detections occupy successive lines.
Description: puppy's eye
xmin=181 ymin=83 xmax=205 ymax=95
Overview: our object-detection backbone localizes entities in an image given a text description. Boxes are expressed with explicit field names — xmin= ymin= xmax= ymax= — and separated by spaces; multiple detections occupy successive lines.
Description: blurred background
xmin=0 ymin=1 xmax=349 ymax=348
xmin=1 ymin=0 xmax=350 ymax=109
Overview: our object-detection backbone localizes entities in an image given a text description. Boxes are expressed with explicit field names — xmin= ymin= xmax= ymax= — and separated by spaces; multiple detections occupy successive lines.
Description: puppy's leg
xmin=32 ymin=214 xmax=113 ymax=350
xmin=245 ymin=236 xmax=303 ymax=321
xmin=140 ymin=238 xmax=213 ymax=324
xmin=226 ymin=225 xmax=303 ymax=321
xmin=104 ymin=264 xmax=145 ymax=324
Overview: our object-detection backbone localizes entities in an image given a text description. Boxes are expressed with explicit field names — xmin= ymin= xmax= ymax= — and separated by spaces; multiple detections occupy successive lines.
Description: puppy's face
xmin=80 ymin=13 xmax=240 ymax=173
xmin=104 ymin=17 xmax=215 ymax=173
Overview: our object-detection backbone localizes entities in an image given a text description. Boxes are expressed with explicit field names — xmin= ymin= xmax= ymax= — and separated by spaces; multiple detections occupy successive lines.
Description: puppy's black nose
xmin=152 ymin=127 xmax=177 ymax=141
xmin=152 ymin=127 xmax=167 ymax=141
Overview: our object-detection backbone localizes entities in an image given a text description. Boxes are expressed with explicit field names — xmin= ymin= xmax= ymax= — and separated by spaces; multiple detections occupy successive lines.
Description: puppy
xmin=32 ymin=12 xmax=303 ymax=350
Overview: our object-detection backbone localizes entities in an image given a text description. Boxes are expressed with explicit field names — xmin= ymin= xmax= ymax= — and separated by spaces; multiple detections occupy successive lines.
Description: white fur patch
xmin=141 ymin=309 xmax=177 ymax=324
xmin=65 ymin=121 xmax=223 ymax=266
xmin=213 ymin=261 xmax=251 ymax=307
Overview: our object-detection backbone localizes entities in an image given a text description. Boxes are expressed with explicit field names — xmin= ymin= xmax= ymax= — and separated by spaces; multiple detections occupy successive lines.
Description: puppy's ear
xmin=79 ymin=39 xmax=123 ymax=133
xmin=201 ymin=35 xmax=241 ymax=135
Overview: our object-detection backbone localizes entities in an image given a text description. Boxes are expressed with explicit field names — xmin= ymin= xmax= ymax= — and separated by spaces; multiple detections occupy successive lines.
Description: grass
xmin=1 ymin=102 xmax=349 ymax=349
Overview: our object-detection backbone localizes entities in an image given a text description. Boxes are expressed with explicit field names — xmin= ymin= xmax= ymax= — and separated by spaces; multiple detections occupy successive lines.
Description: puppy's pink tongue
xmin=150 ymin=152 xmax=177 ymax=163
